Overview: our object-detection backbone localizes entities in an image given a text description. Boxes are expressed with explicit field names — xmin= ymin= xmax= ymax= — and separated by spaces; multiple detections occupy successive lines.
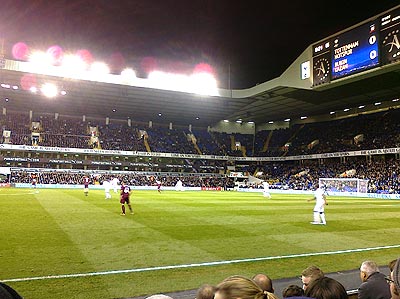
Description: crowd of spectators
xmin=7 ymin=157 xmax=400 ymax=193
xmin=10 ymin=170 xmax=233 ymax=189
xmin=165 ymin=258 xmax=398 ymax=299
xmin=2 ymin=108 xmax=400 ymax=157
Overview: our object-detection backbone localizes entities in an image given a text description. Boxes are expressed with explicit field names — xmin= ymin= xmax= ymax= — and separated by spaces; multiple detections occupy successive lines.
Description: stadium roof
xmin=1 ymin=62 xmax=400 ymax=127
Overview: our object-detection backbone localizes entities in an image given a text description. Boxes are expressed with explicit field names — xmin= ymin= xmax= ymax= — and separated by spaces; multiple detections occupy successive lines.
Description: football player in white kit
xmin=262 ymin=181 xmax=271 ymax=198
xmin=111 ymin=177 xmax=120 ymax=193
xmin=103 ymin=180 xmax=112 ymax=199
xmin=308 ymin=185 xmax=327 ymax=225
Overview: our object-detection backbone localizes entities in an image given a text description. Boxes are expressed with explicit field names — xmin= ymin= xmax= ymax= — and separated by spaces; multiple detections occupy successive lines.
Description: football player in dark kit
xmin=82 ymin=175 xmax=90 ymax=196
xmin=120 ymin=181 xmax=134 ymax=215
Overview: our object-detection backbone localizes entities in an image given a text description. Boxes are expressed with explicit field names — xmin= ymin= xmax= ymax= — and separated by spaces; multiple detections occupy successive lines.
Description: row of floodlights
xmin=1 ymin=81 xmax=67 ymax=98
xmin=328 ymin=99 xmax=399 ymax=115
xmin=20 ymin=46 xmax=218 ymax=96
xmin=222 ymin=98 xmax=400 ymax=124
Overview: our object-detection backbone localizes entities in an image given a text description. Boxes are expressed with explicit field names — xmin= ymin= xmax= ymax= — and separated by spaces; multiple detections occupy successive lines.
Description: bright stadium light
xmin=148 ymin=71 xmax=190 ymax=92
xmin=284 ymin=118 xmax=291 ymax=122
xmin=90 ymin=62 xmax=110 ymax=74
xmin=374 ymin=102 xmax=381 ymax=106
xmin=121 ymin=68 xmax=137 ymax=84
xmin=300 ymin=116 xmax=307 ymax=119
xmin=343 ymin=108 xmax=350 ymax=112
xmin=189 ymin=72 xmax=218 ymax=96
xmin=393 ymin=98 xmax=399 ymax=102
xmin=268 ymin=121 xmax=274 ymax=124
xmin=30 ymin=86 xmax=38 ymax=93
xmin=223 ymin=120 xmax=229 ymax=123
xmin=358 ymin=105 xmax=365 ymax=109
xmin=61 ymin=54 xmax=88 ymax=75
xmin=330 ymin=111 xmax=336 ymax=115
xmin=41 ymin=83 xmax=58 ymax=98
xmin=29 ymin=51 xmax=53 ymax=66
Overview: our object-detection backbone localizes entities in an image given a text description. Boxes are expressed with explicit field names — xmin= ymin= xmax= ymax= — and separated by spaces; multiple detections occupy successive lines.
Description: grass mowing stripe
xmin=4 ymin=244 xmax=400 ymax=283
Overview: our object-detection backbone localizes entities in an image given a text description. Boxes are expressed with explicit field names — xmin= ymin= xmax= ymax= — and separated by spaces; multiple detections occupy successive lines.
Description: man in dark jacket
xmin=358 ymin=260 xmax=391 ymax=299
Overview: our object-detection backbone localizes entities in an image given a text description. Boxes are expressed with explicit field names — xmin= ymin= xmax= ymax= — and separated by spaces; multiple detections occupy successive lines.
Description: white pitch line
xmin=3 ymin=244 xmax=400 ymax=283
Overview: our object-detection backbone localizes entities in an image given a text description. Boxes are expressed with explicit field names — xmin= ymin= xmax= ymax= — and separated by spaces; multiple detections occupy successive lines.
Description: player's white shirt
xmin=111 ymin=177 xmax=119 ymax=192
xmin=314 ymin=188 xmax=326 ymax=212
xmin=104 ymin=180 xmax=111 ymax=192
xmin=262 ymin=181 xmax=271 ymax=198
xmin=104 ymin=180 xmax=112 ymax=199
xmin=175 ymin=180 xmax=184 ymax=191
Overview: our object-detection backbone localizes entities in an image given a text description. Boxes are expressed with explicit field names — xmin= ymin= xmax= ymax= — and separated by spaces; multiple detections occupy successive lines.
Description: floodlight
xmin=41 ymin=83 xmax=58 ymax=98
xmin=61 ymin=54 xmax=88 ymax=75
xmin=90 ymin=62 xmax=110 ymax=74
xmin=30 ymin=86 xmax=38 ymax=93
xmin=29 ymin=51 xmax=52 ymax=66
xmin=121 ymin=68 xmax=137 ymax=84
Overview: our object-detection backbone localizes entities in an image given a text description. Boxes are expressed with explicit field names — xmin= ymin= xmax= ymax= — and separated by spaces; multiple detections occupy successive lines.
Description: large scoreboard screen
xmin=331 ymin=22 xmax=379 ymax=80
xmin=312 ymin=5 xmax=400 ymax=86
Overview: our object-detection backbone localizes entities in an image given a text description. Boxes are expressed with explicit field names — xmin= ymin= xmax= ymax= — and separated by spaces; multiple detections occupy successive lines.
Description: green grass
xmin=0 ymin=188 xmax=399 ymax=299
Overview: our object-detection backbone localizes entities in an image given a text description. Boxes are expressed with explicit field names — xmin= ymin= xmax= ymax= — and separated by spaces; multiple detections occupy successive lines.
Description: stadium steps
xmin=193 ymin=143 xmax=202 ymax=155
xmin=143 ymin=136 xmax=151 ymax=152
xmin=230 ymin=135 xmax=235 ymax=151
xmin=286 ymin=124 xmax=305 ymax=144
xmin=262 ymin=130 xmax=273 ymax=152
xmin=127 ymin=266 xmax=391 ymax=299
xmin=241 ymin=145 xmax=247 ymax=157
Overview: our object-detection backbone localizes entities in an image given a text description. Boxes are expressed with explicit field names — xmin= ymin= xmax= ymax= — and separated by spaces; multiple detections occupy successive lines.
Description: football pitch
xmin=1 ymin=188 xmax=399 ymax=299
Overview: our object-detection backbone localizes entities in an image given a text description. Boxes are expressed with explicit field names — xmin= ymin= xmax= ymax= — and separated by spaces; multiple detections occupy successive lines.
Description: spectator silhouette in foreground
xmin=388 ymin=258 xmax=400 ymax=299
xmin=196 ymin=284 xmax=216 ymax=299
xmin=358 ymin=260 xmax=390 ymax=299
xmin=215 ymin=275 xmax=279 ymax=299
xmin=301 ymin=265 xmax=324 ymax=291
xmin=252 ymin=273 xmax=274 ymax=293
xmin=305 ymin=277 xmax=348 ymax=299
xmin=0 ymin=282 xmax=23 ymax=299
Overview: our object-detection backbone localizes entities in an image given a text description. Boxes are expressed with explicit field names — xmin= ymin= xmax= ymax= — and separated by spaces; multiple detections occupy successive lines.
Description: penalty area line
xmin=3 ymin=244 xmax=400 ymax=283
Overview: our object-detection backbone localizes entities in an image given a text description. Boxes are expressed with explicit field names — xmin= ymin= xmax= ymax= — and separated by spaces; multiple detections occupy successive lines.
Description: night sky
xmin=0 ymin=0 xmax=398 ymax=89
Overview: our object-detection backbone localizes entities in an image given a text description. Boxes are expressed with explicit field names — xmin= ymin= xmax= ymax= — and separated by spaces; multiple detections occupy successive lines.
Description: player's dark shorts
xmin=120 ymin=196 xmax=130 ymax=204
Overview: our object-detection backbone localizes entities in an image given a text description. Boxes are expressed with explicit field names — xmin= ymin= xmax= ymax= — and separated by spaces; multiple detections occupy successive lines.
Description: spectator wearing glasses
xmin=387 ymin=258 xmax=400 ymax=299
xmin=358 ymin=260 xmax=390 ymax=299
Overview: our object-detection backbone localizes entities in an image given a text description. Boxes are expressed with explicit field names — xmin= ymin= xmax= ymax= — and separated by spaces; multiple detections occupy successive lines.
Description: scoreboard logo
xmin=313 ymin=53 xmax=331 ymax=85
xmin=381 ymin=26 xmax=400 ymax=64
